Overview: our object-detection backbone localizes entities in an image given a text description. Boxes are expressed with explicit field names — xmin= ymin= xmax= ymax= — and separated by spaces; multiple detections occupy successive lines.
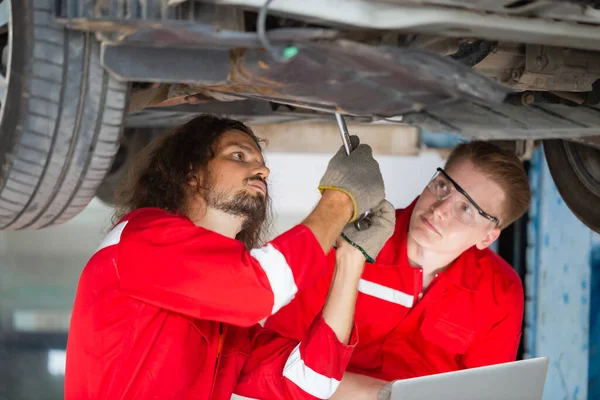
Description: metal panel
xmin=375 ymin=0 xmax=600 ymax=24
xmin=403 ymin=104 xmax=600 ymax=140
xmin=215 ymin=0 xmax=600 ymax=52
xmin=527 ymin=147 xmax=592 ymax=400
xmin=101 ymin=44 xmax=231 ymax=83
xmin=103 ymin=39 xmax=509 ymax=116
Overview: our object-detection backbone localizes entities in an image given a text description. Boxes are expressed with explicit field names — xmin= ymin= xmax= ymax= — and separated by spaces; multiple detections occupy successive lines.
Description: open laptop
xmin=391 ymin=357 xmax=549 ymax=400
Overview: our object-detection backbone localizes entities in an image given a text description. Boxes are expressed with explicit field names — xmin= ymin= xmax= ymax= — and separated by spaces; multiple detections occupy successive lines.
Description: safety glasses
xmin=426 ymin=168 xmax=500 ymax=228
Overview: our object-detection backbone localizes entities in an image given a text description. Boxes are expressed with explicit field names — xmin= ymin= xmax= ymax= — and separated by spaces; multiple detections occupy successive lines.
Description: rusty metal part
xmin=128 ymin=84 xmax=219 ymax=113
xmin=471 ymin=41 xmax=525 ymax=84
xmin=521 ymin=92 xmax=535 ymax=106
xmin=512 ymin=45 xmax=600 ymax=92
xmin=103 ymin=38 xmax=509 ymax=116
xmin=472 ymin=42 xmax=600 ymax=92
xmin=57 ymin=1 xmax=600 ymax=95
xmin=551 ymin=91 xmax=588 ymax=105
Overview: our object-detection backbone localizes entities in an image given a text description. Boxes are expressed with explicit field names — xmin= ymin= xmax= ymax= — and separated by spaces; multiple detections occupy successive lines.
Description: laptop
xmin=391 ymin=357 xmax=549 ymax=400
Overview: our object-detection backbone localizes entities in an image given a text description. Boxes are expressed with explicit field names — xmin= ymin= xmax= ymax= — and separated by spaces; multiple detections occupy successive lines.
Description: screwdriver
xmin=334 ymin=113 xmax=373 ymax=231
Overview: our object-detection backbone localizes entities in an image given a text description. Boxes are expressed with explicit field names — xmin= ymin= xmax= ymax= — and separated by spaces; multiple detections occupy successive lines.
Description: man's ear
xmin=187 ymin=163 xmax=201 ymax=187
xmin=187 ymin=172 xmax=198 ymax=187
xmin=476 ymin=227 xmax=501 ymax=250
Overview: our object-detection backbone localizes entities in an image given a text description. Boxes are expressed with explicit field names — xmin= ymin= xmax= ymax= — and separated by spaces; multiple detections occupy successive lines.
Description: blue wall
xmin=420 ymin=129 xmax=468 ymax=149
xmin=589 ymin=237 xmax=600 ymax=399
xmin=526 ymin=147 xmax=600 ymax=400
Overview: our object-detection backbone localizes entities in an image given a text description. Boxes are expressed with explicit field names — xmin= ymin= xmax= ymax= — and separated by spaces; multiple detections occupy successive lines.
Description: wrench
xmin=334 ymin=113 xmax=373 ymax=231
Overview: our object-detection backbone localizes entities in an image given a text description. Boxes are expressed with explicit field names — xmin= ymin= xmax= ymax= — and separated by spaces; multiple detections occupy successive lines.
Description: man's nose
xmin=253 ymin=163 xmax=270 ymax=180
xmin=432 ymin=196 xmax=453 ymax=219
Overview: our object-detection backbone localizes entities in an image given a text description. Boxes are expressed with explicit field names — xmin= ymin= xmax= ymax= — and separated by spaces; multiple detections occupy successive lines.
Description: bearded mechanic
xmin=64 ymin=115 xmax=395 ymax=399
xmin=265 ymin=141 xmax=531 ymax=398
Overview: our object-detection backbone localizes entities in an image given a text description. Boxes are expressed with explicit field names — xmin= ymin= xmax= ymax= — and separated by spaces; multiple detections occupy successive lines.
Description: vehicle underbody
xmin=0 ymin=0 xmax=599 ymax=232
xmin=57 ymin=0 xmax=600 ymax=140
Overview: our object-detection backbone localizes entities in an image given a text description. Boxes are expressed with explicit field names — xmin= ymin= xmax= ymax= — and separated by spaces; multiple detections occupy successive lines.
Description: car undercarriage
xmin=0 ymin=0 xmax=599 ymax=231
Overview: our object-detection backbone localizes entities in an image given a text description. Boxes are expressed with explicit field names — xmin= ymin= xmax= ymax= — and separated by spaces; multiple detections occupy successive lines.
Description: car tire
xmin=544 ymin=139 xmax=600 ymax=233
xmin=0 ymin=0 xmax=129 ymax=229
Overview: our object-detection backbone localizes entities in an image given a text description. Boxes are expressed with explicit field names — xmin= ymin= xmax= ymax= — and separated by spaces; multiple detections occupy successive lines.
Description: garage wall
xmin=0 ymin=199 xmax=113 ymax=333
xmin=266 ymin=151 xmax=446 ymax=237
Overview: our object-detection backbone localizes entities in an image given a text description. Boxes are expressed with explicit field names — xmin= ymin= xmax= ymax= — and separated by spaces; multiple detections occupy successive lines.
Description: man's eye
xmin=232 ymin=152 xmax=244 ymax=161
xmin=436 ymin=180 xmax=448 ymax=191
xmin=460 ymin=203 xmax=473 ymax=215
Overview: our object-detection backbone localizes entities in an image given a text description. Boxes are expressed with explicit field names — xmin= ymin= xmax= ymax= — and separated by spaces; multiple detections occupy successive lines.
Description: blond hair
xmin=445 ymin=141 xmax=531 ymax=229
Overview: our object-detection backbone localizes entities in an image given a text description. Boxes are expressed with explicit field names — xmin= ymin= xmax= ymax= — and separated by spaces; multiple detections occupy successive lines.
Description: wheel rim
xmin=564 ymin=141 xmax=600 ymax=198
xmin=0 ymin=0 xmax=11 ymax=124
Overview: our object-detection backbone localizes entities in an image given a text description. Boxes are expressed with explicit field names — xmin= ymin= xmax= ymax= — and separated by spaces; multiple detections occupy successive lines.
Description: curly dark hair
xmin=112 ymin=114 xmax=271 ymax=249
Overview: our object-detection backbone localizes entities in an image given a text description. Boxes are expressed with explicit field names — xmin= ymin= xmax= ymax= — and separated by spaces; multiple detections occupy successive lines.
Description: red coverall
xmin=266 ymin=198 xmax=524 ymax=381
xmin=64 ymin=208 xmax=357 ymax=400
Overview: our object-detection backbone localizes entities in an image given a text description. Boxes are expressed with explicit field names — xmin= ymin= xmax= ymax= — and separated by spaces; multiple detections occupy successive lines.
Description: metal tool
xmin=334 ymin=113 xmax=373 ymax=231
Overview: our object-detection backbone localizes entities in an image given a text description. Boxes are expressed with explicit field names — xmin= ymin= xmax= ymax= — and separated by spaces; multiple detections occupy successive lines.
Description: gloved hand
xmin=318 ymin=136 xmax=385 ymax=222
xmin=341 ymin=199 xmax=395 ymax=263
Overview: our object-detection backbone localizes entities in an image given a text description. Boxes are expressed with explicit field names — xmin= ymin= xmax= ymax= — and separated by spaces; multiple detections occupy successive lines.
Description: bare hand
xmin=335 ymin=236 xmax=367 ymax=276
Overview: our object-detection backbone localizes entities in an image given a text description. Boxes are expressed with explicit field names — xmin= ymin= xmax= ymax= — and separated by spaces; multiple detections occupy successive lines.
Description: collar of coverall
xmin=393 ymin=197 xmax=483 ymax=293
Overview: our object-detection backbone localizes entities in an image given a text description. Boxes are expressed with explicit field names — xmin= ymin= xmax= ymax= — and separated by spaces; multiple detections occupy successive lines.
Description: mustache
xmin=246 ymin=175 xmax=268 ymax=189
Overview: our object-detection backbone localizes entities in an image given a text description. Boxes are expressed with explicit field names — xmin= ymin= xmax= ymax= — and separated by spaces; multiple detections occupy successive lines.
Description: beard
xmin=204 ymin=184 xmax=268 ymax=229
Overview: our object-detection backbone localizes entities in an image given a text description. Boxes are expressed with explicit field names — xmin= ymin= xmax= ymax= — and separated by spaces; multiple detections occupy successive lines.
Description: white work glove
xmin=318 ymin=136 xmax=385 ymax=222
xmin=341 ymin=200 xmax=396 ymax=263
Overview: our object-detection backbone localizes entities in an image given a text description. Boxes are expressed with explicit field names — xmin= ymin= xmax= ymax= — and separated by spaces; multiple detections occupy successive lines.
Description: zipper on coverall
xmin=208 ymin=323 xmax=224 ymax=398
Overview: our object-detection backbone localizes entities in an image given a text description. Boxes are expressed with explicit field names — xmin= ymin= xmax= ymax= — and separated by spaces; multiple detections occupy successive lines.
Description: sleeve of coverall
xmin=263 ymin=254 xmax=335 ymax=341
xmin=462 ymin=278 xmax=525 ymax=368
xmin=115 ymin=209 xmax=329 ymax=327
xmin=234 ymin=312 xmax=358 ymax=400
